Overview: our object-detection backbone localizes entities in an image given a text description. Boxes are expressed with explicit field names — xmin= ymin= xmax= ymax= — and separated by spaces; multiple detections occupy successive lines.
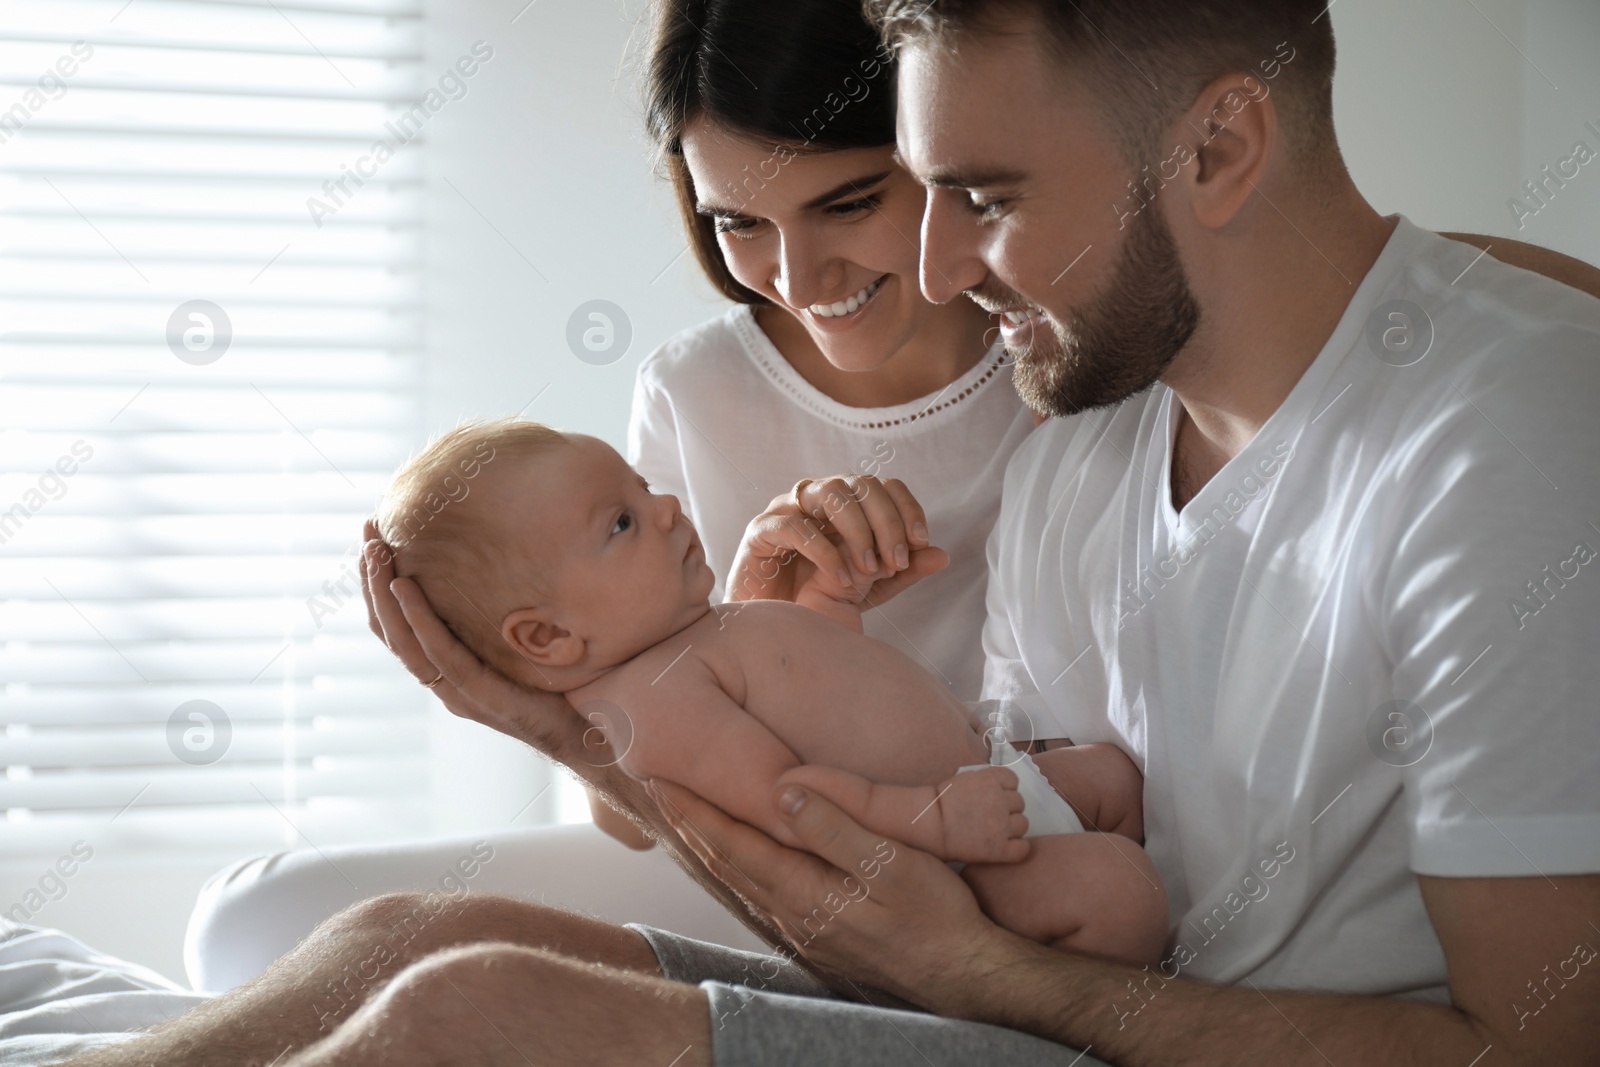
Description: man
xmin=652 ymin=0 xmax=1600 ymax=1063
xmin=59 ymin=2 xmax=1599 ymax=1065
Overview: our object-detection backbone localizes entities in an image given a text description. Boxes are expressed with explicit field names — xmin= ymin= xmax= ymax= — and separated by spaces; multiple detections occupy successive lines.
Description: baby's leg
xmin=960 ymin=832 xmax=1169 ymax=967
xmin=1028 ymin=743 xmax=1145 ymax=841
xmin=775 ymin=763 xmax=1029 ymax=864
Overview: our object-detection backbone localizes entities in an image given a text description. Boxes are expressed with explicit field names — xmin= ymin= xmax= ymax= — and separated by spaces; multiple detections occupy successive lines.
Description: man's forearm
xmin=943 ymin=933 xmax=1495 ymax=1067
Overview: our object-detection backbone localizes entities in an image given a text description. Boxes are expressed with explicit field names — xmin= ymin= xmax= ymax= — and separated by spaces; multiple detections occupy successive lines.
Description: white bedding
xmin=0 ymin=924 xmax=210 ymax=1066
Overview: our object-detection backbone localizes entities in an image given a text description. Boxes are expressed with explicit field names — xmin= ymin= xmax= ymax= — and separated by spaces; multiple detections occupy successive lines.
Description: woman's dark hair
xmin=645 ymin=0 xmax=899 ymax=304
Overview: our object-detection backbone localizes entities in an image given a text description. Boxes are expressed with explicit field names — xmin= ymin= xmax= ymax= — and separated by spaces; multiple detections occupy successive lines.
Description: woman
xmin=629 ymin=0 xmax=1031 ymax=697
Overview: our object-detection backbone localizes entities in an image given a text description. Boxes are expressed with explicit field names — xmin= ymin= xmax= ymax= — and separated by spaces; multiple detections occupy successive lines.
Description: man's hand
xmin=647 ymin=776 xmax=1004 ymax=1006
xmin=360 ymin=520 xmax=588 ymax=764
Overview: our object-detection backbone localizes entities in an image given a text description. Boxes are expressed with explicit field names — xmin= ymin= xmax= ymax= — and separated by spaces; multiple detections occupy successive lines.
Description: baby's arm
xmin=1028 ymin=742 xmax=1145 ymax=841
xmin=792 ymin=585 xmax=867 ymax=634
xmin=626 ymin=661 xmax=811 ymax=849
xmin=775 ymin=764 xmax=1031 ymax=864
xmin=631 ymin=660 xmax=1027 ymax=861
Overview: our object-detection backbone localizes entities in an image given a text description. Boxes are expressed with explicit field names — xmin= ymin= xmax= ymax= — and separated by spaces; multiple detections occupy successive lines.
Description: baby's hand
xmin=934 ymin=766 xmax=1030 ymax=864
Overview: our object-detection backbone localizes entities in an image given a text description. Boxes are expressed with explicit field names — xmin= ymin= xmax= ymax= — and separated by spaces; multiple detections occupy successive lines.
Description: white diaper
xmin=956 ymin=737 xmax=1084 ymax=837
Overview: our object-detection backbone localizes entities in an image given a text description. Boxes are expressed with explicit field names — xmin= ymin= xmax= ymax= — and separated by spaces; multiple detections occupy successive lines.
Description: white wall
xmin=1332 ymin=0 xmax=1526 ymax=235
xmin=1334 ymin=0 xmax=1600 ymax=264
xmin=15 ymin=0 xmax=1599 ymax=988
xmin=1517 ymin=0 xmax=1600 ymax=261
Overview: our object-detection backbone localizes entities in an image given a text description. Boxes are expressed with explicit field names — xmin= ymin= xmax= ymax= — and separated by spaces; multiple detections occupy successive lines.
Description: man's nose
xmin=920 ymin=189 xmax=988 ymax=304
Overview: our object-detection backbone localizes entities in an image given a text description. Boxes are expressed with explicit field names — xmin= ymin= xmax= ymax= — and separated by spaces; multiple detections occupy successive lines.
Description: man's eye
xmin=611 ymin=514 xmax=632 ymax=535
xmin=966 ymin=194 xmax=1008 ymax=219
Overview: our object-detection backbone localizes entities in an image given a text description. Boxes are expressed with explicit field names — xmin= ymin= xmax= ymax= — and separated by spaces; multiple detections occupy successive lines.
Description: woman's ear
xmin=1176 ymin=70 xmax=1278 ymax=231
xmin=502 ymin=608 xmax=584 ymax=668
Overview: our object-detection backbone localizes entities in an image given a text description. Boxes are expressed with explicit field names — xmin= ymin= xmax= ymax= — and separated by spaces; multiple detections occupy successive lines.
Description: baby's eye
xmin=611 ymin=513 xmax=632 ymax=536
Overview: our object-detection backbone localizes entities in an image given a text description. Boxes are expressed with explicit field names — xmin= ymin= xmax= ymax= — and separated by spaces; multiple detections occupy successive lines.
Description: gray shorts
xmin=627 ymin=924 xmax=1108 ymax=1066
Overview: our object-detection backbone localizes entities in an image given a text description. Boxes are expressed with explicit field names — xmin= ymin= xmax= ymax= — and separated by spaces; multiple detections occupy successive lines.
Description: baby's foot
xmin=934 ymin=766 xmax=1030 ymax=863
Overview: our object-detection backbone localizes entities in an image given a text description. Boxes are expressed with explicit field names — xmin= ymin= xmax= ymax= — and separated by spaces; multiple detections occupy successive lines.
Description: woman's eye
xmin=828 ymin=195 xmax=879 ymax=217
xmin=713 ymin=216 xmax=760 ymax=239
xmin=611 ymin=513 xmax=632 ymax=536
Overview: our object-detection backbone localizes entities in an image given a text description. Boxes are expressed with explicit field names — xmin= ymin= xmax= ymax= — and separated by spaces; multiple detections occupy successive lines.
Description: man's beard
xmin=973 ymin=205 xmax=1201 ymax=419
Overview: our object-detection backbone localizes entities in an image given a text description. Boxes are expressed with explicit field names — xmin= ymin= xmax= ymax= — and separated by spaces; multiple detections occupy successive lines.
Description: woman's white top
xmin=628 ymin=303 xmax=1033 ymax=702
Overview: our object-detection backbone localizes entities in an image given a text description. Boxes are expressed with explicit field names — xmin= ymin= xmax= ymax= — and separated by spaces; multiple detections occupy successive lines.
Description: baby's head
xmin=377 ymin=419 xmax=716 ymax=692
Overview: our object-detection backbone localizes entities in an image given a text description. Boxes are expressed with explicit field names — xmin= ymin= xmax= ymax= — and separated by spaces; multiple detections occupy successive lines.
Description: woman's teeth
xmin=1003 ymin=305 xmax=1045 ymax=325
xmin=809 ymin=278 xmax=882 ymax=318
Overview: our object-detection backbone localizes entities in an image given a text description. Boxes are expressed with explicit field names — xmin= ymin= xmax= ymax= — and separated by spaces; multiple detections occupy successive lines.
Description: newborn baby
xmin=377 ymin=419 xmax=1167 ymax=964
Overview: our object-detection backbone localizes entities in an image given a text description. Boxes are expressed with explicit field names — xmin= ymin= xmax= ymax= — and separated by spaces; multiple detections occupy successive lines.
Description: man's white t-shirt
xmin=983 ymin=217 xmax=1600 ymax=1000
xmin=630 ymin=303 xmax=1033 ymax=702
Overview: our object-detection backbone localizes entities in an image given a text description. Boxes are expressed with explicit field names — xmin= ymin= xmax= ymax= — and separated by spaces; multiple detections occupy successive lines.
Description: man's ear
xmin=502 ymin=607 xmax=584 ymax=668
xmin=1177 ymin=71 xmax=1277 ymax=231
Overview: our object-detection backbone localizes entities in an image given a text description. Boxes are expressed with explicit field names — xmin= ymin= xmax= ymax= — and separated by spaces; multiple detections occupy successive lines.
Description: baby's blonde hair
xmin=377 ymin=418 xmax=570 ymax=682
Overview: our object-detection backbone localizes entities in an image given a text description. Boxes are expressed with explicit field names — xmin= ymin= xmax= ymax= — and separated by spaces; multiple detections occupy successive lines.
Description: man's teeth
xmin=809 ymin=278 xmax=882 ymax=318
xmin=1002 ymin=305 xmax=1045 ymax=325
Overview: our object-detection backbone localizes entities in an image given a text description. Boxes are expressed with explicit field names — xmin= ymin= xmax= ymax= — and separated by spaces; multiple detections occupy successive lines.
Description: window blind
xmin=0 ymin=0 xmax=430 ymax=853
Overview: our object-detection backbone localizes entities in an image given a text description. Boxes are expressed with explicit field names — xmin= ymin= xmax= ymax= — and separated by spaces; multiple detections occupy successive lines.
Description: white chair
xmin=183 ymin=823 xmax=764 ymax=994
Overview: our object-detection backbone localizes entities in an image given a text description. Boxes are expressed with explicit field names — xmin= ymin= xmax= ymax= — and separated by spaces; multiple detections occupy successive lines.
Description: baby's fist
xmin=935 ymin=766 xmax=1030 ymax=864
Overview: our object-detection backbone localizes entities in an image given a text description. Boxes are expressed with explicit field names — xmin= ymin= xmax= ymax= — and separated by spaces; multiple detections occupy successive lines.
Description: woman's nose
xmin=772 ymin=230 xmax=835 ymax=310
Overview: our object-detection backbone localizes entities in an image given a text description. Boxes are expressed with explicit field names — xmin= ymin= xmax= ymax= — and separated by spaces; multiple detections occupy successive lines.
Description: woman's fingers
xmin=771 ymin=515 xmax=853 ymax=592
xmin=801 ymin=477 xmax=879 ymax=574
xmin=854 ymin=478 xmax=914 ymax=572
xmin=878 ymin=479 xmax=929 ymax=548
xmin=731 ymin=511 xmax=850 ymax=598
xmin=798 ymin=476 xmax=930 ymax=576
xmin=859 ymin=546 xmax=950 ymax=607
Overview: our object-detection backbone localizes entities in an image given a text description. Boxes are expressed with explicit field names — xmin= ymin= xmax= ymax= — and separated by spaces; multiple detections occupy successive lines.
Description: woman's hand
xmin=647 ymin=776 xmax=1007 ymax=1012
xmin=726 ymin=475 xmax=949 ymax=610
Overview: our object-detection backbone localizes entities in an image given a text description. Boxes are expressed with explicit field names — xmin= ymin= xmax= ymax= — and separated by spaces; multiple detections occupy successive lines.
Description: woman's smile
xmin=812 ymin=275 xmax=889 ymax=321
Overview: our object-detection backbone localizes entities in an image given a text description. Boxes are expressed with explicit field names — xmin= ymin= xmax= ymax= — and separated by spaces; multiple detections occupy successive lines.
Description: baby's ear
xmin=502 ymin=608 xmax=583 ymax=668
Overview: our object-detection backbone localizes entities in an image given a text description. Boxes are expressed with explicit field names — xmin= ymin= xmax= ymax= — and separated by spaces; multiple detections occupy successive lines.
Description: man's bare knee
xmin=317 ymin=892 xmax=661 ymax=975
xmin=296 ymin=943 xmax=709 ymax=1067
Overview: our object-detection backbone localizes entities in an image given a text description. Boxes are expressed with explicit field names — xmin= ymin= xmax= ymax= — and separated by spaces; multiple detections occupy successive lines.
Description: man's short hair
xmin=863 ymin=0 xmax=1339 ymax=172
